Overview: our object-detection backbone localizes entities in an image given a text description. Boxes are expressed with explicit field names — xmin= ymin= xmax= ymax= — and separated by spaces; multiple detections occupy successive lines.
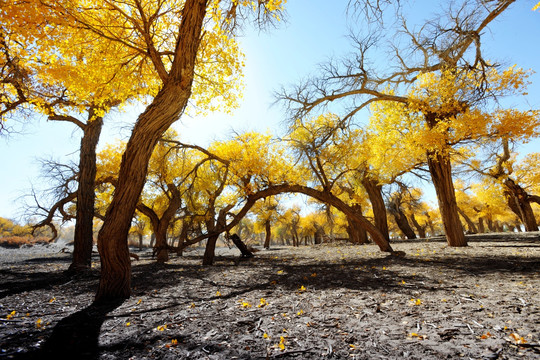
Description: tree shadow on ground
xmin=12 ymin=300 xmax=124 ymax=360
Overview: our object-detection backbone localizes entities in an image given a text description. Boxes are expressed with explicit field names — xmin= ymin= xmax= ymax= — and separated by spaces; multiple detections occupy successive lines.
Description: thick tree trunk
xmin=347 ymin=204 xmax=368 ymax=244
xmin=427 ymin=152 xmax=467 ymax=247
xmin=202 ymin=234 xmax=219 ymax=265
xmin=69 ymin=116 xmax=103 ymax=273
xmin=503 ymin=179 xmax=539 ymax=231
xmin=95 ymin=0 xmax=207 ymax=303
xmin=362 ymin=177 xmax=390 ymax=241
xmin=477 ymin=217 xmax=485 ymax=233
xmin=153 ymin=225 xmax=169 ymax=263
xmin=263 ymin=220 xmax=271 ymax=249
xmin=314 ymin=225 xmax=323 ymax=245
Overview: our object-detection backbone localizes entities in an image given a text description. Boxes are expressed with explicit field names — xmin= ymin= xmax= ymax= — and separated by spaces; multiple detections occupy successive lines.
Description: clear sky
xmin=1 ymin=0 xmax=539 ymax=221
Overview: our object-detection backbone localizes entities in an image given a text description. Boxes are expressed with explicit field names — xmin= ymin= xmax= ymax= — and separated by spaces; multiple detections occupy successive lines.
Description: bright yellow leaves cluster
xmin=370 ymin=65 xmax=540 ymax=159
xmin=2 ymin=0 xmax=286 ymax=122
xmin=211 ymin=132 xmax=299 ymax=194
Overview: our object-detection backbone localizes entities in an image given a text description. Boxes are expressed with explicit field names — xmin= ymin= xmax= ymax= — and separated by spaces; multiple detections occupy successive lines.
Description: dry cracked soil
xmin=1 ymin=232 xmax=540 ymax=359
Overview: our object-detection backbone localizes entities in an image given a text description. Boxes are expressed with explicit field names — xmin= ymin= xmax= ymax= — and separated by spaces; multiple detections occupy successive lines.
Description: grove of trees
xmin=1 ymin=0 xmax=539 ymax=304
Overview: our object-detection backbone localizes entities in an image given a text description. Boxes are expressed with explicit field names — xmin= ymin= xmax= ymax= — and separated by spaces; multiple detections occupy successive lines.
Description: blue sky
xmin=1 ymin=0 xmax=539 ymax=221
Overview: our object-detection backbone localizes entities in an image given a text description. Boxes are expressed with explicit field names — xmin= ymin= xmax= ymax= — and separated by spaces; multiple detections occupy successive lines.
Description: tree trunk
xmin=410 ymin=214 xmax=426 ymax=238
xmin=361 ymin=177 xmax=390 ymax=241
xmin=95 ymin=0 xmax=208 ymax=303
xmin=202 ymin=234 xmax=219 ymax=265
xmin=388 ymin=199 xmax=416 ymax=239
xmin=457 ymin=207 xmax=478 ymax=234
xmin=503 ymin=179 xmax=539 ymax=231
xmin=427 ymin=152 xmax=467 ymax=247
xmin=69 ymin=115 xmax=103 ymax=273
xmin=477 ymin=217 xmax=485 ymax=233
xmin=347 ymin=204 xmax=368 ymax=244
xmin=230 ymin=233 xmax=254 ymax=258
xmin=263 ymin=220 xmax=271 ymax=249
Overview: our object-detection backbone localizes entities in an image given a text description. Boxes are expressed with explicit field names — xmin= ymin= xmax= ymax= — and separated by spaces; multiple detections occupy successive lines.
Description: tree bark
xmin=387 ymin=198 xmax=416 ymax=239
xmin=457 ymin=207 xmax=478 ymax=234
xmin=95 ymin=0 xmax=208 ymax=302
xmin=361 ymin=177 xmax=390 ymax=241
xmin=347 ymin=204 xmax=368 ymax=244
xmin=69 ymin=115 xmax=103 ymax=273
xmin=410 ymin=214 xmax=426 ymax=238
xmin=503 ymin=179 xmax=539 ymax=231
xmin=263 ymin=220 xmax=272 ymax=249
xmin=427 ymin=152 xmax=467 ymax=247
xmin=477 ymin=217 xmax=485 ymax=233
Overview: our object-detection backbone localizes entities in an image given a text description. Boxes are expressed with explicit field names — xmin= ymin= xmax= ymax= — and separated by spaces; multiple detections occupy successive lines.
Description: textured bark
xmin=362 ymin=177 xmax=390 ymax=241
xmin=503 ymin=179 xmax=539 ymax=232
xmin=69 ymin=115 xmax=103 ymax=273
xmin=457 ymin=207 xmax=478 ymax=234
xmin=95 ymin=0 xmax=208 ymax=302
xmin=388 ymin=199 xmax=416 ymax=239
xmin=346 ymin=204 xmax=368 ymax=244
xmin=477 ymin=217 xmax=485 ymax=233
xmin=263 ymin=220 xmax=272 ymax=249
xmin=138 ymin=185 xmax=182 ymax=263
xmin=427 ymin=152 xmax=467 ymax=247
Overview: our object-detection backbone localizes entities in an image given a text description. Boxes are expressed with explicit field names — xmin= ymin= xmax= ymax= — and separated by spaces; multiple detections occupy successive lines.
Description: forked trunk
xmin=427 ymin=152 xmax=467 ymax=247
xmin=95 ymin=0 xmax=208 ymax=302
xmin=69 ymin=116 xmax=103 ymax=273
xmin=503 ymin=179 xmax=539 ymax=231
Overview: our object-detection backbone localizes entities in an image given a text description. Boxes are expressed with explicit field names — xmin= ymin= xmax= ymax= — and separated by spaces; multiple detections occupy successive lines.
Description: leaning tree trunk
xmin=95 ymin=0 xmax=208 ymax=302
xmin=410 ymin=214 xmax=426 ymax=238
xmin=388 ymin=200 xmax=417 ymax=239
xmin=427 ymin=152 xmax=467 ymax=247
xmin=69 ymin=115 xmax=103 ymax=273
xmin=503 ymin=179 xmax=539 ymax=231
xmin=362 ymin=177 xmax=390 ymax=241
xmin=457 ymin=207 xmax=478 ymax=234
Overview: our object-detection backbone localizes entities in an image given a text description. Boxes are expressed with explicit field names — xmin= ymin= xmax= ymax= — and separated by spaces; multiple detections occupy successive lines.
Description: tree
xmin=39 ymin=0 xmax=283 ymax=302
xmin=279 ymin=0 xmax=539 ymax=247
xmin=1 ymin=1 xmax=145 ymax=272
xmin=464 ymin=139 xmax=539 ymax=231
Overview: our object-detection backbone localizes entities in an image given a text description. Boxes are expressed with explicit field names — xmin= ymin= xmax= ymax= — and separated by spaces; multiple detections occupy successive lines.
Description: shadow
xmin=14 ymin=300 xmax=124 ymax=360
xmin=0 ymin=268 xmax=99 ymax=299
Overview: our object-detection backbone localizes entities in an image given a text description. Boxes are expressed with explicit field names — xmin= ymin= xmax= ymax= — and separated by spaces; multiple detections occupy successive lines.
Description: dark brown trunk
xmin=230 ymin=233 xmax=254 ymax=258
xmin=347 ymin=204 xmax=368 ymax=244
xmin=487 ymin=218 xmax=494 ymax=232
xmin=263 ymin=220 xmax=271 ymax=249
xmin=362 ymin=177 xmax=390 ymax=241
xmin=503 ymin=179 xmax=539 ymax=231
xmin=314 ymin=225 xmax=323 ymax=245
xmin=410 ymin=214 xmax=426 ymax=238
xmin=388 ymin=199 xmax=416 ymax=239
xmin=95 ymin=0 xmax=208 ymax=302
xmin=427 ymin=152 xmax=467 ymax=247
xmin=202 ymin=234 xmax=219 ymax=265
xmin=69 ymin=115 xmax=103 ymax=273
xmin=457 ymin=207 xmax=478 ymax=234
xmin=478 ymin=217 xmax=485 ymax=233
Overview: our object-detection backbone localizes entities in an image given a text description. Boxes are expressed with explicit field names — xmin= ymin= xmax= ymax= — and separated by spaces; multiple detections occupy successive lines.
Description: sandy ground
xmin=1 ymin=233 xmax=540 ymax=359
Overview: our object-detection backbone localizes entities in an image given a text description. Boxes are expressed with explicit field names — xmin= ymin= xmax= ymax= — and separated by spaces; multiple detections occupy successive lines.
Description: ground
xmin=1 ymin=233 xmax=540 ymax=359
